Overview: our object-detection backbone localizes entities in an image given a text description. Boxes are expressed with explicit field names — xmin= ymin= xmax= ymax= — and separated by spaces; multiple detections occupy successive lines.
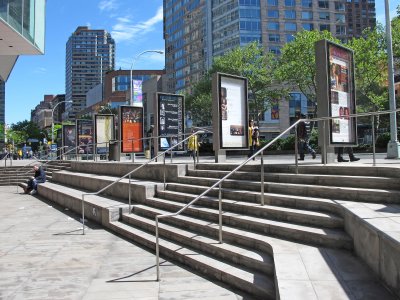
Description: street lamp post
xmin=130 ymin=50 xmax=164 ymax=106
xmin=384 ymin=0 xmax=400 ymax=158
xmin=51 ymin=100 xmax=73 ymax=143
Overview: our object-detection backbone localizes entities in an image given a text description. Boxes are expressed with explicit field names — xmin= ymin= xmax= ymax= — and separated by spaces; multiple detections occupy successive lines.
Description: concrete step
xmin=176 ymin=175 xmax=400 ymax=204
xmin=156 ymin=189 xmax=343 ymax=229
xmin=109 ymin=220 xmax=275 ymax=300
xmin=187 ymin=169 xmax=400 ymax=190
xmin=166 ymin=182 xmax=343 ymax=215
xmin=195 ymin=163 xmax=400 ymax=178
xmin=121 ymin=212 xmax=274 ymax=276
xmin=131 ymin=202 xmax=353 ymax=250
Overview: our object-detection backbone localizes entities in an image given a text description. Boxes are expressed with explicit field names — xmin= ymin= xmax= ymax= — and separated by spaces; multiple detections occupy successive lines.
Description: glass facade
xmin=0 ymin=0 xmax=45 ymax=53
xmin=65 ymin=27 xmax=115 ymax=121
xmin=0 ymin=80 xmax=4 ymax=149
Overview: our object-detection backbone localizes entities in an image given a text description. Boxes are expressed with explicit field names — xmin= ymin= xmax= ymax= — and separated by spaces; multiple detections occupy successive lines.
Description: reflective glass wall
xmin=0 ymin=0 xmax=45 ymax=53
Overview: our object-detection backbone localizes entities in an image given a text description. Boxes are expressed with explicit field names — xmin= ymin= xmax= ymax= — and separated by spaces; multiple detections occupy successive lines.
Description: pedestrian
xmin=25 ymin=164 xmax=46 ymax=195
xmin=188 ymin=129 xmax=199 ymax=162
xmin=296 ymin=113 xmax=316 ymax=160
xmin=336 ymin=147 xmax=360 ymax=162
xmin=248 ymin=119 xmax=255 ymax=158
xmin=251 ymin=126 xmax=260 ymax=160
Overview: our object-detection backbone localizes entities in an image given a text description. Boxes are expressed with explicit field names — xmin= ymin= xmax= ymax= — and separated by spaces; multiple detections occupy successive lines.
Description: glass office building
xmin=65 ymin=26 xmax=115 ymax=121
xmin=0 ymin=0 xmax=45 ymax=81
xmin=164 ymin=0 xmax=375 ymax=138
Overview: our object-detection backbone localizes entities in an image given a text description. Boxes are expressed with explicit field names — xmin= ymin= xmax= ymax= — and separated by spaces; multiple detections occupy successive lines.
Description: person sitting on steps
xmin=337 ymin=147 xmax=360 ymax=162
xmin=25 ymin=164 xmax=46 ymax=195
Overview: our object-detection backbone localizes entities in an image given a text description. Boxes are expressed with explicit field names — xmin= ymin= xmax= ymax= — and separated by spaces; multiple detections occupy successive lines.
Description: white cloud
xmin=99 ymin=0 xmax=118 ymax=11
xmin=111 ymin=6 xmax=163 ymax=43
xmin=33 ymin=67 xmax=47 ymax=74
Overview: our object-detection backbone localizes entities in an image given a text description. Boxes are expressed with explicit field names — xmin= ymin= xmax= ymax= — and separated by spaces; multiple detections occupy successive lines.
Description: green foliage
xmin=186 ymin=41 xmax=286 ymax=125
xmin=277 ymin=30 xmax=340 ymax=104
xmin=211 ymin=42 xmax=287 ymax=122
xmin=376 ymin=132 xmax=391 ymax=148
xmin=347 ymin=26 xmax=388 ymax=113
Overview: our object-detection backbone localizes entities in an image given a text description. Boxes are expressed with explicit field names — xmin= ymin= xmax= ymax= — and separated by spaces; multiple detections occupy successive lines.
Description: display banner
xmin=157 ymin=93 xmax=184 ymax=151
xmin=62 ymin=125 xmax=76 ymax=152
xmin=120 ymin=106 xmax=143 ymax=153
xmin=327 ymin=42 xmax=357 ymax=144
xmin=95 ymin=114 xmax=115 ymax=154
xmin=218 ymin=74 xmax=248 ymax=149
xmin=133 ymin=80 xmax=143 ymax=106
xmin=76 ymin=119 xmax=94 ymax=154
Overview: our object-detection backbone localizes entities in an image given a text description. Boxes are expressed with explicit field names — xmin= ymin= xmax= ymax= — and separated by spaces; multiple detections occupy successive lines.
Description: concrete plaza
xmin=0 ymin=186 xmax=244 ymax=300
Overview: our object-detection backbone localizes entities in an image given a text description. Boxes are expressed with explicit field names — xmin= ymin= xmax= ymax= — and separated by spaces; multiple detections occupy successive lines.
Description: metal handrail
xmin=154 ymin=108 xmax=400 ymax=281
xmin=80 ymin=130 xmax=206 ymax=234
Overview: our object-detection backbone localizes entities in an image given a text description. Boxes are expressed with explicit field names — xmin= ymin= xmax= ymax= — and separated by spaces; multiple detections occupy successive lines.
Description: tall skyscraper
xmin=164 ymin=0 xmax=376 ymax=94
xmin=65 ymin=26 xmax=115 ymax=121
xmin=164 ymin=0 xmax=376 ymax=138
xmin=346 ymin=0 xmax=376 ymax=38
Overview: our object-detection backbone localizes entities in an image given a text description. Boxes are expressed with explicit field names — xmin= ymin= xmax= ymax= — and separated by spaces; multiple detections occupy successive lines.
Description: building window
xmin=269 ymin=46 xmax=281 ymax=54
xmin=285 ymin=0 xmax=296 ymax=6
xmin=335 ymin=1 xmax=345 ymax=11
xmin=335 ymin=14 xmax=345 ymax=23
xmin=269 ymin=33 xmax=280 ymax=42
xmin=267 ymin=22 xmax=280 ymax=30
xmin=267 ymin=10 xmax=279 ymax=18
xmin=318 ymin=0 xmax=329 ymax=8
xmin=302 ymin=23 xmax=314 ymax=30
xmin=319 ymin=12 xmax=330 ymax=20
xmin=286 ymin=34 xmax=295 ymax=42
xmin=285 ymin=22 xmax=297 ymax=31
xmin=302 ymin=0 xmax=313 ymax=7
xmin=301 ymin=11 xmax=313 ymax=19
xmin=285 ymin=10 xmax=296 ymax=19
xmin=320 ymin=24 xmax=330 ymax=31
xmin=336 ymin=25 xmax=346 ymax=35
xmin=267 ymin=0 xmax=278 ymax=6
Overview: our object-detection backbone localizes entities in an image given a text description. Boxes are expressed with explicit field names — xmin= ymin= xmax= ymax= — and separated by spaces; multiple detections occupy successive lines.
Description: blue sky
xmin=4 ymin=0 xmax=400 ymax=125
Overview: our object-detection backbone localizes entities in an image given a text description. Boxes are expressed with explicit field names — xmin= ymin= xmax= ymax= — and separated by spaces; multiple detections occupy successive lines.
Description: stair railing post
xmin=372 ymin=114 xmax=376 ymax=166
xmin=81 ymin=194 xmax=85 ymax=235
xmin=129 ymin=173 xmax=132 ymax=214
xmin=163 ymin=153 xmax=166 ymax=190
xmin=131 ymin=139 xmax=135 ymax=163
xmin=295 ymin=123 xmax=298 ymax=174
xmin=323 ymin=120 xmax=327 ymax=166
xmin=261 ymin=152 xmax=265 ymax=206
xmin=218 ymin=182 xmax=223 ymax=244
xmin=155 ymin=217 xmax=160 ymax=281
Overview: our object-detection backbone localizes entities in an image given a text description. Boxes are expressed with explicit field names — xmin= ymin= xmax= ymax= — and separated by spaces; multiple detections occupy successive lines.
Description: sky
xmin=4 ymin=0 xmax=400 ymax=125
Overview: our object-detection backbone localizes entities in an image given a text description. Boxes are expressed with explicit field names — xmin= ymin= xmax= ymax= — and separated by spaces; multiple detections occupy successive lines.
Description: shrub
xmin=376 ymin=132 xmax=390 ymax=148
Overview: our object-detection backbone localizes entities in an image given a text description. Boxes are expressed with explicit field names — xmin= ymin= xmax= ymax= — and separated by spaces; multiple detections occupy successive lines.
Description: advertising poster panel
xmin=219 ymin=74 xmax=248 ymax=149
xmin=327 ymin=42 xmax=357 ymax=145
xmin=120 ymin=106 xmax=143 ymax=153
xmin=62 ymin=124 xmax=76 ymax=152
xmin=157 ymin=93 xmax=184 ymax=151
xmin=76 ymin=119 xmax=94 ymax=154
xmin=95 ymin=114 xmax=115 ymax=154
xmin=133 ymin=80 xmax=143 ymax=106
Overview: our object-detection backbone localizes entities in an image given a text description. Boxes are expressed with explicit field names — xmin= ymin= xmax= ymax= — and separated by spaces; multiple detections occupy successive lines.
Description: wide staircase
xmin=14 ymin=160 xmax=400 ymax=299
xmin=1 ymin=160 xmax=72 ymax=186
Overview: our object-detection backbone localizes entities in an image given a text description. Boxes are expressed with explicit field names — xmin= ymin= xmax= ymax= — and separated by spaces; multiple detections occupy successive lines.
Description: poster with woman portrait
xmin=327 ymin=42 xmax=357 ymax=144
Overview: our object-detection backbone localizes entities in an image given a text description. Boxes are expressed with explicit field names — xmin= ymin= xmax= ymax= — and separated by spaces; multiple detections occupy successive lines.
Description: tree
xmin=185 ymin=74 xmax=212 ymax=127
xmin=11 ymin=120 xmax=42 ymax=142
xmin=211 ymin=42 xmax=286 ymax=124
xmin=347 ymin=26 xmax=388 ymax=114
xmin=186 ymin=42 xmax=286 ymax=125
xmin=392 ymin=5 xmax=400 ymax=70
xmin=276 ymin=30 xmax=340 ymax=108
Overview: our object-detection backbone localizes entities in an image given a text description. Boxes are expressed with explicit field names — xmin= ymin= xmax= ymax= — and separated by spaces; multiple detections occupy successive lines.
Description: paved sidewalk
xmin=0 ymin=186 xmax=244 ymax=300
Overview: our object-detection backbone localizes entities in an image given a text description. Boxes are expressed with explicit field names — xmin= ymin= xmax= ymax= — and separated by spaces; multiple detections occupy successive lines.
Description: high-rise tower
xmin=65 ymin=26 xmax=115 ymax=121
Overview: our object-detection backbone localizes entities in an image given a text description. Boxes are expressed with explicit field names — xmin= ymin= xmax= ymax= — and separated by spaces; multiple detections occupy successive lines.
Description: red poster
xmin=120 ymin=106 xmax=144 ymax=153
